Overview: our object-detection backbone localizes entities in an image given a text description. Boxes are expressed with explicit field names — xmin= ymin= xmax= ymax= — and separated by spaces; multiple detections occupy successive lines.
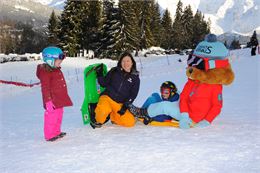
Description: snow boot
xmin=128 ymin=104 xmax=152 ymax=125
xmin=47 ymin=136 xmax=59 ymax=142
xmin=58 ymin=132 xmax=66 ymax=138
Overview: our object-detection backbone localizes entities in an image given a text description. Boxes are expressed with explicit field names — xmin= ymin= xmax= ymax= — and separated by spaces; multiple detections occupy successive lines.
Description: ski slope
xmin=0 ymin=49 xmax=259 ymax=173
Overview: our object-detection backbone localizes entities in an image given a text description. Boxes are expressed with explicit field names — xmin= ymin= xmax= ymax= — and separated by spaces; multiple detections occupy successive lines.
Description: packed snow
xmin=0 ymin=49 xmax=259 ymax=173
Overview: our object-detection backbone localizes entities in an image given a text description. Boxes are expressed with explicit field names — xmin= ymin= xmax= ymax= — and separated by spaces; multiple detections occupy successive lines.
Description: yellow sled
xmin=138 ymin=118 xmax=197 ymax=128
xmin=138 ymin=118 xmax=179 ymax=128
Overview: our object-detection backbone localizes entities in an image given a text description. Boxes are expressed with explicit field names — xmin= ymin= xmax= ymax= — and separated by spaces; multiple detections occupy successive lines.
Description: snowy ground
xmin=0 ymin=49 xmax=259 ymax=173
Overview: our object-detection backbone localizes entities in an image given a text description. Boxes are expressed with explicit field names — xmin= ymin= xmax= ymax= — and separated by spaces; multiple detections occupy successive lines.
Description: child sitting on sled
xmin=139 ymin=81 xmax=180 ymax=124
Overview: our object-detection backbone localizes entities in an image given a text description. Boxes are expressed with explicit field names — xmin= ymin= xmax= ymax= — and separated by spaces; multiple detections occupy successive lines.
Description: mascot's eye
xmin=187 ymin=55 xmax=205 ymax=70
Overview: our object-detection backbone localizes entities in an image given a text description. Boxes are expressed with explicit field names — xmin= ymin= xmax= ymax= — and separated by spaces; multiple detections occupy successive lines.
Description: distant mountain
xmin=0 ymin=0 xmax=60 ymax=30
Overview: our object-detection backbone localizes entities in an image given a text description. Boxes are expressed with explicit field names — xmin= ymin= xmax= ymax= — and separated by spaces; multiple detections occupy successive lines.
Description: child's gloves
xmin=117 ymin=103 xmax=129 ymax=116
xmin=46 ymin=101 xmax=55 ymax=112
xmin=195 ymin=120 xmax=210 ymax=128
xmin=179 ymin=112 xmax=192 ymax=129
xmin=95 ymin=64 xmax=104 ymax=77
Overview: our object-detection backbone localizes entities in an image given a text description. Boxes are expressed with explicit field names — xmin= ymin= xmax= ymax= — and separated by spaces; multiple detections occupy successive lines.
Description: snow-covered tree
xmin=118 ymin=0 xmax=140 ymax=52
xmin=59 ymin=0 xmax=81 ymax=56
xmin=98 ymin=0 xmax=122 ymax=59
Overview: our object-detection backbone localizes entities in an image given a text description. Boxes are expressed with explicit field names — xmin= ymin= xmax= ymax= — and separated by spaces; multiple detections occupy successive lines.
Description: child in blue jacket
xmin=141 ymin=81 xmax=179 ymax=122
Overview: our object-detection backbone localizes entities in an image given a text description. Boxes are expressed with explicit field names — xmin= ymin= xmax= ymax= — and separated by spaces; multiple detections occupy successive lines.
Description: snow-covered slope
xmin=0 ymin=49 xmax=259 ymax=173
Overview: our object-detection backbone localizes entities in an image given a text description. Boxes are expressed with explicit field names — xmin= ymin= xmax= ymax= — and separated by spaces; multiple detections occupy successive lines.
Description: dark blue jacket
xmin=98 ymin=67 xmax=140 ymax=104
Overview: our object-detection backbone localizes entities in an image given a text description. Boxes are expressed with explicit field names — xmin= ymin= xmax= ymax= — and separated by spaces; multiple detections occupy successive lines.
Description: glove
xmin=194 ymin=120 xmax=210 ymax=128
xmin=45 ymin=101 xmax=55 ymax=112
xmin=117 ymin=103 xmax=129 ymax=116
xmin=179 ymin=112 xmax=192 ymax=129
xmin=95 ymin=64 xmax=104 ymax=77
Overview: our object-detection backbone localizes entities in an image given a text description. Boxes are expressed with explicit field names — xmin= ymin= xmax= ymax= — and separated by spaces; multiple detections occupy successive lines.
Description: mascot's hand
xmin=179 ymin=113 xmax=192 ymax=129
xmin=195 ymin=120 xmax=210 ymax=128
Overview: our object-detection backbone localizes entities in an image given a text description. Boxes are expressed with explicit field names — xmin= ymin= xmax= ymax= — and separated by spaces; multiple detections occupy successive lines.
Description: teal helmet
xmin=42 ymin=46 xmax=65 ymax=67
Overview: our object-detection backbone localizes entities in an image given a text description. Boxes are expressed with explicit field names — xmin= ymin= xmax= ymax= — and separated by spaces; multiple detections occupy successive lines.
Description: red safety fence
xmin=0 ymin=80 xmax=40 ymax=87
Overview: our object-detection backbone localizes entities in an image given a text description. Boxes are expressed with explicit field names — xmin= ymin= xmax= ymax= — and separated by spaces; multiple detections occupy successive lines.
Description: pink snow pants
xmin=44 ymin=108 xmax=63 ymax=140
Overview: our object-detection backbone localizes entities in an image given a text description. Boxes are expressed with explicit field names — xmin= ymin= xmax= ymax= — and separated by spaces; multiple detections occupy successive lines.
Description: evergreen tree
xmin=59 ymin=0 xmax=82 ymax=56
xmin=98 ymin=0 xmax=121 ymax=59
xmin=193 ymin=11 xmax=210 ymax=48
xmin=138 ymin=0 xmax=153 ymax=50
xmin=150 ymin=1 xmax=162 ymax=46
xmin=118 ymin=0 xmax=140 ymax=52
xmin=161 ymin=9 xmax=172 ymax=49
xmin=80 ymin=0 xmax=102 ymax=56
xmin=48 ymin=10 xmax=59 ymax=46
xmin=181 ymin=5 xmax=194 ymax=49
xmin=172 ymin=0 xmax=184 ymax=49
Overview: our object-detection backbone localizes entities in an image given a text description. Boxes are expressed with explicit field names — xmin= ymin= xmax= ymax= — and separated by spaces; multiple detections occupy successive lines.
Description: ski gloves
xmin=194 ymin=120 xmax=210 ymax=128
xmin=179 ymin=112 xmax=211 ymax=129
xmin=96 ymin=64 xmax=104 ymax=77
xmin=179 ymin=113 xmax=193 ymax=129
xmin=45 ymin=101 xmax=55 ymax=112
xmin=117 ymin=102 xmax=129 ymax=116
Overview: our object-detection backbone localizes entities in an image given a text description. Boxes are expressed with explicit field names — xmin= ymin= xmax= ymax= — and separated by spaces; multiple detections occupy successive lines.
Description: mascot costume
xmin=179 ymin=34 xmax=235 ymax=128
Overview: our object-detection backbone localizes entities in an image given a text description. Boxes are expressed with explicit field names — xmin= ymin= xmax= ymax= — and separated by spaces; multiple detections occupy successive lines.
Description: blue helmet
xmin=193 ymin=34 xmax=229 ymax=60
xmin=42 ymin=46 xmax=65 ymax=67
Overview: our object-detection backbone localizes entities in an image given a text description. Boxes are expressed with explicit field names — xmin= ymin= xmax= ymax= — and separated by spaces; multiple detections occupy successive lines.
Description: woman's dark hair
xmin=117 ymin=51 xmax=138 ymax=72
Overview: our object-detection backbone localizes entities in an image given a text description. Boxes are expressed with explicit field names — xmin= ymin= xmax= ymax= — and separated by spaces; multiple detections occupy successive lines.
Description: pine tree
xmin=189 ymin=10 xmax=210 ymax=49
xmin=161 ymin=9 xmax=172 ymax=49
xmin=48 ymin=10 xmax=59 ymax=46
xmin=98 ymin=0 xmax=122 ymax=59
xmin=172 ymin=0 xmax=184 ymax=49
xmin=139 ymin=1 xmax=153 ymax=50
xmin=118 ymin=0 xmax=140 ymax=52
xmin=181 ymin=5 xmax=193 ymax=49
xmin=150 ymin=1 xmax=162 ymax=46
xmin=80 ymin=0 xmax=102 ymax=56
xmin=59 ymin=0 xmax=82 ymax=57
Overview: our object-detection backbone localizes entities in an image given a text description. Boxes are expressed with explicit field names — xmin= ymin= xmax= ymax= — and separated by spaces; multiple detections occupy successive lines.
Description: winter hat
xmin=193 ymin=34 xmax=229 ymax=59
xmin=42 ymin=46 xmax=65 ymax=68
xmin=188 ymin=34 xmax=230 ymax=70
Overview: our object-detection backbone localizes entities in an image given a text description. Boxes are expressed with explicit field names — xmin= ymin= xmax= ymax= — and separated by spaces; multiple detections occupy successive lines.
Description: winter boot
xmin=47 ymin=136 xmax=59 ymax=142
xmin=88 ymin=103 xmax=101 ymax=129
xmin=58 ymin=132 xmax=66 ymax=138
xmin=128 ymin=104 xmax=152 ymax=125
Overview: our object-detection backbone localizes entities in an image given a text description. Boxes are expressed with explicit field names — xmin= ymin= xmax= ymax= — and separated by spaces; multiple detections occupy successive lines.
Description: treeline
xmin=48 ymin=0 xmax=210 ymax=58
xmin=0 ymin=20 xmax=48 ymax=54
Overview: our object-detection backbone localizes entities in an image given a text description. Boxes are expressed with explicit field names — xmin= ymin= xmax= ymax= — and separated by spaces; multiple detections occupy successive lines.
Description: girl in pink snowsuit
xmin=36 ymin=46 xmax=73 ymax=141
